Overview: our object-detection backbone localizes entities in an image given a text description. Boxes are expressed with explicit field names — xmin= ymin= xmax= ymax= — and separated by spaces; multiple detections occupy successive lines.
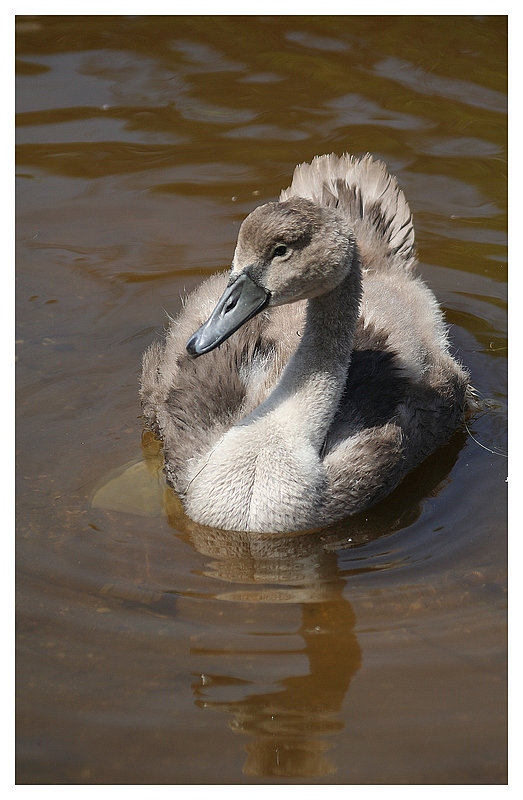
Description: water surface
xmin=16 ymin=15 xmax=507 ymax=784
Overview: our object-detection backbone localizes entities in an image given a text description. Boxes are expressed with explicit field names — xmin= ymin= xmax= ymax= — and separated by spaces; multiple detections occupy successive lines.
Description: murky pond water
xmin=16 ymin=15 xmax=507 ymax=784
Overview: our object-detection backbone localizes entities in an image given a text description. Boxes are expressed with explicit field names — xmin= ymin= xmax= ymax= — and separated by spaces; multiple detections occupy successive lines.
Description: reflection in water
xmin=150 ymin=430 xmax=465 ymax=777
xmin=175 ymin=515 xmax=360 ymax=777
xmin=191 ymin=595 xmax=359 ymax=778
xmin=90 ymin=429 xmax=468 ymax=777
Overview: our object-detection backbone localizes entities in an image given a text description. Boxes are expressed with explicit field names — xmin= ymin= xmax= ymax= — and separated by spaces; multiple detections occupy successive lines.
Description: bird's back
xmin=280 ymin=153 xmax=416 ymax=274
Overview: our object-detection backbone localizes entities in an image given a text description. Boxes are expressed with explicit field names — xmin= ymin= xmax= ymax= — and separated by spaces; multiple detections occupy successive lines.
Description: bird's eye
xmin=273 ymin=245 xmax=287 ymax=258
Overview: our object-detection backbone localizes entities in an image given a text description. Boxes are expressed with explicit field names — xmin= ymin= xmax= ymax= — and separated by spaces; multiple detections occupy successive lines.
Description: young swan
xmin=141 ymin=154 xmax=470 ymax=533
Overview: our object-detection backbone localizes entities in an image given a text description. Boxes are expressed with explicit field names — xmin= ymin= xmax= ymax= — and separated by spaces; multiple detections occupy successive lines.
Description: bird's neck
xmin=248 ymin=252 xmax=363 ymax=449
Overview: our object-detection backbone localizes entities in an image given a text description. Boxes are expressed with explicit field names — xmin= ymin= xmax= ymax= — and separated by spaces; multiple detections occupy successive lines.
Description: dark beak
xmin=186 ymin=273 xmax=270 ymax=357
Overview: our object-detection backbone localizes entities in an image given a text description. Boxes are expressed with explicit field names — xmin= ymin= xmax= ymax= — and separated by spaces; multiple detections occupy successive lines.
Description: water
xmin=16 ymin=15 xmax=507 ymax=784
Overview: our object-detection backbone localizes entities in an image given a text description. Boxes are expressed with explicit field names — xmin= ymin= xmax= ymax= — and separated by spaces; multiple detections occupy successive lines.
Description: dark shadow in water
xmin=154 ymin=430 xmax=468 ymax=777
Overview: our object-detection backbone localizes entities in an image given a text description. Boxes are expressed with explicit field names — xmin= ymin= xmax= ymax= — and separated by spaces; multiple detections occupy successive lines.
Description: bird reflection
xmin=153 ymin=429 xmax=467 ymax=778
xmin=193 ymin=594 xmax=359 ymax=778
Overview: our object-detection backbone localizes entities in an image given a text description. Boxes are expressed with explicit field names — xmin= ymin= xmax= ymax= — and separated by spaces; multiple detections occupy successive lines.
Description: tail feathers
xmin=280 ymin=153 xmax=416 ymax=272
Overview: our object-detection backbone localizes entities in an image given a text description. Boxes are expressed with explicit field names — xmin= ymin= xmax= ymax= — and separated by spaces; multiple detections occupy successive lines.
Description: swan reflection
xmin=92 ymin=429 xmax=465 ymax=777
xmin=158 ymin=429 xmax=466 ymax=777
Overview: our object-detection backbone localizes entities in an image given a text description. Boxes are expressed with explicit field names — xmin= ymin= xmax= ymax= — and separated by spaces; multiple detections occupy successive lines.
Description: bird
xmin=140 ymin=153 xmax=471 ymax=533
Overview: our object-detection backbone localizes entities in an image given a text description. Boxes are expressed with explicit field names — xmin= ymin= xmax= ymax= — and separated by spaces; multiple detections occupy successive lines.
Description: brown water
xmin=16 ymin=15 xmax=507 ymax=785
